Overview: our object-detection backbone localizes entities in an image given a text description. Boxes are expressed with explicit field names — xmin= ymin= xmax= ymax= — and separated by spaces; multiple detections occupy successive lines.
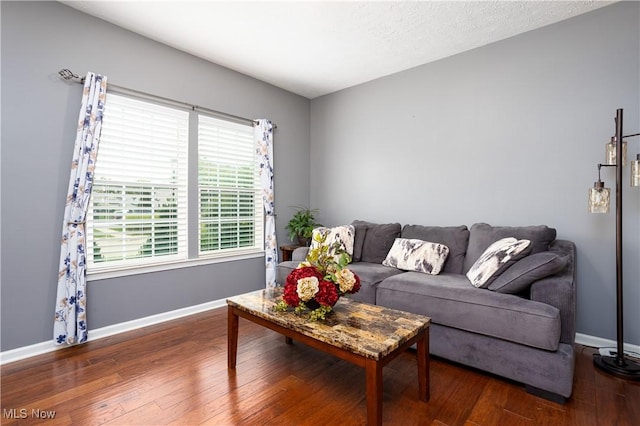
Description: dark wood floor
xmin=2 ymin=307 xmax=639 ymax=425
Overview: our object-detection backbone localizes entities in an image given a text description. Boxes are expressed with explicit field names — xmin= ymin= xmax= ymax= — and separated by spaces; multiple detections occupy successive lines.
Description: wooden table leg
xmin=227 ymin=306 xmax=239 ymax=369
xmin=365 ymin=358 xmax=383 ymax=426
xmin=416 ymin=329 xmax=430 ymax=401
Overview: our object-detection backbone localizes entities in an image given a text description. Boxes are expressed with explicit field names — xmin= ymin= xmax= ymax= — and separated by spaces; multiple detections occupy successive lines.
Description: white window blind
xmin=198 ymin=115 xmax=262 ymax=255
xmin=87 ymin=93 xmax=189 ymax=271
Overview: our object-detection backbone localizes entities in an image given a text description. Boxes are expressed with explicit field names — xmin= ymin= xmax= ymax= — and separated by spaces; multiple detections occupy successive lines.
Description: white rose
xmin=335 ymin=268 xmax=356 ymax=293
xmin=296 ymin=277 xmax=320 ymax=301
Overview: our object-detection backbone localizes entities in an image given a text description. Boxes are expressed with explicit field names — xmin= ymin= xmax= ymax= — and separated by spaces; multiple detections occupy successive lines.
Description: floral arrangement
xmin=275 ymin=233 xmax=361 ymax=320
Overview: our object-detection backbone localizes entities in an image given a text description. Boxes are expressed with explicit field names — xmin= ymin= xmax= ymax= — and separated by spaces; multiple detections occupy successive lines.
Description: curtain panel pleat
xmin=254 ymin=119 xmax=277 ymax=288
xmin=54 ymin=72 xmax=108 ymax=345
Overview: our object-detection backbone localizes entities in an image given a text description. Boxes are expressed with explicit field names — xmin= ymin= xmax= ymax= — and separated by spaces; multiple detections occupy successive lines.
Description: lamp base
xmin=593 ymin=354 xmax=640 ymax=380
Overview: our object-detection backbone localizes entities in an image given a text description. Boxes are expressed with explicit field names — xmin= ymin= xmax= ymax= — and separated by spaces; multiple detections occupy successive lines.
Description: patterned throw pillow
xmin=309 ymin=225 xmax=355 ymax=260
xmin=382 ymin=238 xmax=450 ymax=275
xmin=466 ymin=237 xmax=531 ymax=288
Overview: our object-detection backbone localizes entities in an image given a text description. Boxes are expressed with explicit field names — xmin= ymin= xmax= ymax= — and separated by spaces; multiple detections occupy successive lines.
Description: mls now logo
xmin=3 ymin=408 xmax=56 ymax=419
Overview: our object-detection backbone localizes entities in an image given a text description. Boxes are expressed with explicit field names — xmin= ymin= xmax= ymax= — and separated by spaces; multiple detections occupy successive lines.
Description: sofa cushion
xmin=351 ymin=221 xmax=369 ymax=262
xmin=489 ymin=251 xmax=569 ymax=294
xmin=466 ymin=238 xmax=531 ymax=288
xmin=309 ymin=225 xmax=355 ymax=260
xmin=401 ymin=225 xmax=470 ymax=274
xmin=382 ymin=238 xmax=449 ymax=275
xmin=463 ymin=223 xmax=557 ymax=273
xmin=351 ymin=220 xmax=401 ymax=264
xmin=376 ymin=272 xmax=561 ymax=351
xmin=344 ymin=262 xmax=404 ymax=304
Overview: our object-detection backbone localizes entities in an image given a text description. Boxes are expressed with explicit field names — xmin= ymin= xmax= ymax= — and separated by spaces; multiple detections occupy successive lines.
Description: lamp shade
xmin=588 ymin=181 xmax=610 ymax=213
xmin=605 ymin=138 xmax=627 ymax=166
xmin=632 ymin=154 xmax=640 ymax=187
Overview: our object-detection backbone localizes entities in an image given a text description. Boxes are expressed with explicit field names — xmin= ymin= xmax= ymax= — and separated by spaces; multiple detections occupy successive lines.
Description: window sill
xmin=87 ymin=250 xmax=265 ymax=282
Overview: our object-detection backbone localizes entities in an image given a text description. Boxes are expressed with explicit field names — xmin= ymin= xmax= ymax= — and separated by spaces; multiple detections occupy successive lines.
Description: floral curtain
xmin=254 ymin=119 xmax=277 ymax=288
xmin=54 ymin=72 xmax=108 ymax=345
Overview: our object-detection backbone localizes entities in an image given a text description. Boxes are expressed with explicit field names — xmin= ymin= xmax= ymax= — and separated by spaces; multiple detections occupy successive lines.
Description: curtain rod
xmin=57 ymin=69 xmax=276 ymax=129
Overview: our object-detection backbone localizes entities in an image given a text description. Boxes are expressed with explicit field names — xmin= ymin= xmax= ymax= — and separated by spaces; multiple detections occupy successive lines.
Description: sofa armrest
xmin=292 ymin=247 xmax=309 ymax=262
xmin=529 ymin=239 xmax=576 ymax=345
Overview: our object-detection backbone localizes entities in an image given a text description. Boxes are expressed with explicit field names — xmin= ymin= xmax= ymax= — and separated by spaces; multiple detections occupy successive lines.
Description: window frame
xmin=86 ymin=91 xmax=264 ymax=280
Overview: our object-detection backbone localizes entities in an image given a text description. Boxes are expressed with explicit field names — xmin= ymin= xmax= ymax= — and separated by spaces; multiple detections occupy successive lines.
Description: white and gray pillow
xmin=382 ymin=238 xmax=450 ymax=275
xmin=309 ymin=225 xmax=355 ymax=260
xmin=466 ymin=237 xmax=531 ymax=288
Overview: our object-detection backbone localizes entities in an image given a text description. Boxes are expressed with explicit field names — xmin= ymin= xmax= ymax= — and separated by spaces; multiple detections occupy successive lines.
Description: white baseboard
xmin=574 ymin=333 xmax=640 ymax=355
xmin=2 ymin=313 xmax=639 ymax=365
xmin=0 ymin=298 xmax=226 ymax=365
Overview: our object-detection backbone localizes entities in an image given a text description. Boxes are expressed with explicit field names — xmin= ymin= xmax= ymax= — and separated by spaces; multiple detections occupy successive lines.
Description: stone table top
xmin=227 ymin=288 xmax=431 ymax=361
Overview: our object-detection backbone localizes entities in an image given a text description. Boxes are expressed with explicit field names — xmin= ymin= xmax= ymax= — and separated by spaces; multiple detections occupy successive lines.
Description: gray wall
xmin=0 ymin=1 xmax=310 ymax=351
xmin=310 ymin=2 xmax=640 ymax=345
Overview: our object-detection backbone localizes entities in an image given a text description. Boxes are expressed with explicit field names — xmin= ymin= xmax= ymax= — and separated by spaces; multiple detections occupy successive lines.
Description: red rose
xmin=284 ymin=266 xmax=323 ymax=307
xmin=315 ymin=280 xmax=339 ymax=307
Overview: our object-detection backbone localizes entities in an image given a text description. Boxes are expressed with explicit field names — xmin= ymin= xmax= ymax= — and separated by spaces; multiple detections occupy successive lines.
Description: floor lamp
xmin=588 ymin=108 xmax=640 ymax=380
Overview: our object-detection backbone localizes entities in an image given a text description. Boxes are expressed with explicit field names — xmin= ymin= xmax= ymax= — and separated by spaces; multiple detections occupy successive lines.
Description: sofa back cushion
xmin=401 ymin=225 xmax=470 ymax=274
xmin=463 ymin=223 xmax=557 ymax=273
xmin=351 ymin=220 xmax=401 ymax=264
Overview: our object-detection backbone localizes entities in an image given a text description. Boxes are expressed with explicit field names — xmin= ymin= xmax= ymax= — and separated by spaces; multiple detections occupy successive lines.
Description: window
xmin=198 ymin=116 xmax=262 ymax=254
xmin=87 ymin=93 xmax=263 ymax=275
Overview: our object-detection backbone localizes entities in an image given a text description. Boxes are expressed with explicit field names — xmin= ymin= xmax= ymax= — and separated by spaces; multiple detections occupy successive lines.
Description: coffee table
xmin=227 ymin=288 xmax=431 ymax=425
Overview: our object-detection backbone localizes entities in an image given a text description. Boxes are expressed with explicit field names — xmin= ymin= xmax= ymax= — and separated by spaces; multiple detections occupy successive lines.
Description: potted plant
xmin=285 ymin=206 xmax=321 ymax=246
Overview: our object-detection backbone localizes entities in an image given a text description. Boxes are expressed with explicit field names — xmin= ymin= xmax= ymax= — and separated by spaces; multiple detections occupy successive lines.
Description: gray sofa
xmin=277 ymin=221 xmax=576 ymax=402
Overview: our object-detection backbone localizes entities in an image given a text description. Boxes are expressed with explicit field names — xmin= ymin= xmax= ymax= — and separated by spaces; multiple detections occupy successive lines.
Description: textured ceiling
xmin=60 ymin=1 xmax=614 ymax=99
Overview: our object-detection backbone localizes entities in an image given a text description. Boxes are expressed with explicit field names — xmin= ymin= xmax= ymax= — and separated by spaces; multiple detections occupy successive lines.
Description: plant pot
xmin=297 ymin=236 xmax=311 ymax=247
